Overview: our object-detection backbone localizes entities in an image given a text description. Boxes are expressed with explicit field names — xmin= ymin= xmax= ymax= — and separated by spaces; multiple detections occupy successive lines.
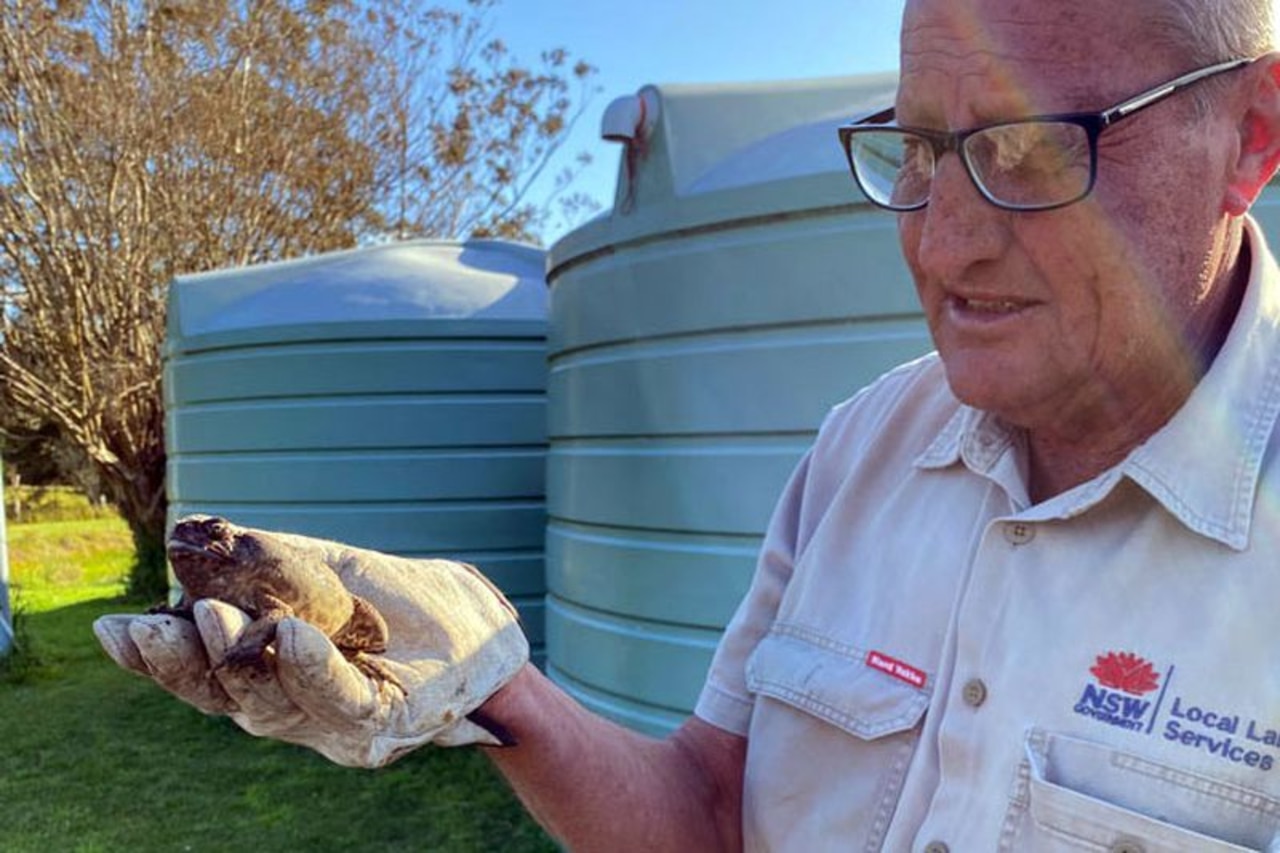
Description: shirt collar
xmin=916 ymin=215 xmax=1280 ymax=550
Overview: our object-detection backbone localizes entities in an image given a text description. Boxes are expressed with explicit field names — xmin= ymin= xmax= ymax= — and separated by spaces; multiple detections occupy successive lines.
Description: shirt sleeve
xmin=693 ymin=447 xmax=813 ymax=735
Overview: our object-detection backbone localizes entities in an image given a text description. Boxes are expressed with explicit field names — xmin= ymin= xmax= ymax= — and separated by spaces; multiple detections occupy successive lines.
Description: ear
xmin=1224 ymin=53 xmax=1280 ymax=217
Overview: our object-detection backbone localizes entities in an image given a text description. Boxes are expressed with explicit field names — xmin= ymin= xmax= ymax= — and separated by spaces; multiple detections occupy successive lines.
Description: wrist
xmin=471 ymin=662 xmax=539 ymax=748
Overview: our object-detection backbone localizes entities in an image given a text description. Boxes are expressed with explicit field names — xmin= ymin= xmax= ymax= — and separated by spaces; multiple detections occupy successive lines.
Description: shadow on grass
xmin=0 ymin=597 xmax=555 ymax=853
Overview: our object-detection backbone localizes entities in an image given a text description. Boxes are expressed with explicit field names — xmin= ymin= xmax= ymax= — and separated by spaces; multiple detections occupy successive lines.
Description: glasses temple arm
xmin=852 ymin=105 xmax=896 ymax=126
xmin=1101 ymin=56 xmax=1253 ymax=127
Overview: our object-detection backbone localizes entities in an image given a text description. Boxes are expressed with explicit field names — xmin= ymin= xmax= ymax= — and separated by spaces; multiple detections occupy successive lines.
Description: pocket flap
xmin=746 ymin=626 xmax=930 ymax=740
xmin=1020 ymin=729 xmax=1280 ymax=851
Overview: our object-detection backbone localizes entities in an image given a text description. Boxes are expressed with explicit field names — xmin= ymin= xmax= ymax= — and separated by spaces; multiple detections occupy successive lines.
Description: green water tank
xmin=545 ymin=74 xmax=933 ymax=734
xmin=1254 ymin=193 xmax=1280 ymax=249
xmin=164 ymin=239 xmax=548 ymax=659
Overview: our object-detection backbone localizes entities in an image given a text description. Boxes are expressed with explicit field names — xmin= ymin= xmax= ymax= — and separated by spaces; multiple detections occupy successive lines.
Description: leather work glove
xmin=93 ymin=521 xmax=529 ymax=768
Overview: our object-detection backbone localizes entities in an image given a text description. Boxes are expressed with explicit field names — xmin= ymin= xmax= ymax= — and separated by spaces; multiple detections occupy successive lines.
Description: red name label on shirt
xmin=866 ymin=650 xmax=927 ymax=689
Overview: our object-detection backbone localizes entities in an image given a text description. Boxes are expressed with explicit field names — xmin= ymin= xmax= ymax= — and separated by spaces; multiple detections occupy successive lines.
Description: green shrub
xmin=0 ymin=602 xmax=48 ymax=684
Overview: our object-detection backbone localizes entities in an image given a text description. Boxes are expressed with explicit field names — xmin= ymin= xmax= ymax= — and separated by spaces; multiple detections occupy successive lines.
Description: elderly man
xmin=97 ymin=0 xmax=1280 ymax=849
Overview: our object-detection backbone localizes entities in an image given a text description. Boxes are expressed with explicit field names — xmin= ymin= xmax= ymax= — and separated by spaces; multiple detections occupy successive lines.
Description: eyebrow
xmin=890 ymin=61 xmax=1124 ymax=131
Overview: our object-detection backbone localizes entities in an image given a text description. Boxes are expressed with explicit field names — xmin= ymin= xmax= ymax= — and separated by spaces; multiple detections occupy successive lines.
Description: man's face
xmin=897 ymin=0 xmax=1241 ymax=434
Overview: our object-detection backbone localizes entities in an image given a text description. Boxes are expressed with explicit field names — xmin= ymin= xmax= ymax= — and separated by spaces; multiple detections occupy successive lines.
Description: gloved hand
xmin=93 ymin=521 xmax=529 ymax=768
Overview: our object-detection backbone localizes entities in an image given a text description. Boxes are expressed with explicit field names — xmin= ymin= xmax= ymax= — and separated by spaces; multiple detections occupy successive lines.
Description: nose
xmin=906 ymin=152 xmax=1009 ymax=281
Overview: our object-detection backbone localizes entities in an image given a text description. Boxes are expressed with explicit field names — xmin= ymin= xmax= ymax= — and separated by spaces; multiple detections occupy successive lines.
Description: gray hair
xmin=1150 ymin=0 xmax=1274 ymax=112
xmin=1151 ymin=0 xmax=1274 ymax=63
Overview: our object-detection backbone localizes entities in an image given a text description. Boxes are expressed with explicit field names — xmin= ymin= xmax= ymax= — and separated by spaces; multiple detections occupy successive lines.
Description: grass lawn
xmin=0 ymin=513 xmax=556 ymax=852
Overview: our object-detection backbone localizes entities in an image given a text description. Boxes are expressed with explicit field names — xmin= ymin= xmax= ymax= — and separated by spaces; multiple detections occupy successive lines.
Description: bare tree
xmin=0 ymin=0 xmax=596 ymax=595
xmin=376 ymin=1 xmax=598 ymax=239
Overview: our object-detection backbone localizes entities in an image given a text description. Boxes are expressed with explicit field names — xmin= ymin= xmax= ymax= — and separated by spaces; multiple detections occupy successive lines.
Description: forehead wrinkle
xmin=900 ymin=11 xmax=1116 ymax=123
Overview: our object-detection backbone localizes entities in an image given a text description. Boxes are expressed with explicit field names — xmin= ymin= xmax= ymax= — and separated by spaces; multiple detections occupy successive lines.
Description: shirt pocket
xmin=1003 ymin=729 xmax=1280 ymax=852
xmin=745 ymin=624 xmax=930 ymax=738
xmin=742 ymin=625 xmax=931 ymax=850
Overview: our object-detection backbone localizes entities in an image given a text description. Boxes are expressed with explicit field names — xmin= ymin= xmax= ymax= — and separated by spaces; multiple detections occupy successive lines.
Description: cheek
xmin=1025 ymin=229 xmax=1125 ymax=348
xmin=897 ymin=216 xmax=916 ymax=269
xmin=1028 ymin=234 xmax=1178 ymax=382
xmin=1092 ymin=135 xmax=1224 ymax=286
xmin=898 ymin=218 xmax=936 ymax=304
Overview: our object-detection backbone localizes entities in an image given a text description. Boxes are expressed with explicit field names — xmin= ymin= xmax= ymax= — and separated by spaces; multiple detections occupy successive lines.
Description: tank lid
xmin=169 ymin=239 xmax=547 ymax=345
xmin=549 ymin=73 xmax=897 ymax=274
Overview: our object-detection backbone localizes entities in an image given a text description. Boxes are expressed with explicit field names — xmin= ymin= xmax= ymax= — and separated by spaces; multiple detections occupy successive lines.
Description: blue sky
xmin=487 ymin=0 xmax=908 ymax=243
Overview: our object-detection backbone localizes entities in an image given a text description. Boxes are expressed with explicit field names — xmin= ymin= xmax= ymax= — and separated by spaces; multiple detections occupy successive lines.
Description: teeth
xmin=963 ymin=298 xmax=1022 ymax=313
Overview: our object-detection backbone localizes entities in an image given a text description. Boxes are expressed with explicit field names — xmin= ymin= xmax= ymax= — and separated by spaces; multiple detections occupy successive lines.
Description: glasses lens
xmin=847 ymin=129 xmax=933 ymax=209
xmin=963 ymin=121 xmax=1092 ymax=208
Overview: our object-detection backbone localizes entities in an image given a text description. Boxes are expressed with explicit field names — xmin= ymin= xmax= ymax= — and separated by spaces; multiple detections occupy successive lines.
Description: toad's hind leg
xmin=221 ymin=596 xmax=292 ymax=674
xmin=346 ymin=650 xmax=407 ymax=695
xmin=330 ymin=595 xmax=390 ymax=654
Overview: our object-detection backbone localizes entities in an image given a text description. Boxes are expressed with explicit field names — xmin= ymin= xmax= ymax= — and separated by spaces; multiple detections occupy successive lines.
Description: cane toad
xmin=163 ymin=514 xmax=403 ymax=691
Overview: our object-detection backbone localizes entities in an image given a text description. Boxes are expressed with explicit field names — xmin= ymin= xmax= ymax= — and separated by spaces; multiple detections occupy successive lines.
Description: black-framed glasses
xmin=838 ymin=56 xmax=1254 ymax=212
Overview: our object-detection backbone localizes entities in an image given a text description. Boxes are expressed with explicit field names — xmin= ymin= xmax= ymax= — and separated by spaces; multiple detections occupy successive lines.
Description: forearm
xmin=477 ymin=664 xmax=745 ymax=852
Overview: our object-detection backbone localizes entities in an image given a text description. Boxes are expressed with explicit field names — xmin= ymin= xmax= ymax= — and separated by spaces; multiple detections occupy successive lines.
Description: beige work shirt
xmin=696 ymin=217 xmax=1280 ymax=852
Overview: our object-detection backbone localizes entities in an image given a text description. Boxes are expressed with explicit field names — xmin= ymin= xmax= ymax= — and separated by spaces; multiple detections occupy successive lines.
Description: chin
xmin=940 ymin=356 xmax=1040 ymax=424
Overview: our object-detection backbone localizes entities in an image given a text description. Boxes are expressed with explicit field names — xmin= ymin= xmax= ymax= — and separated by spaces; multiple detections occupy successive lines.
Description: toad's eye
xmin=202 ymin=518 xmax=234 ymax=542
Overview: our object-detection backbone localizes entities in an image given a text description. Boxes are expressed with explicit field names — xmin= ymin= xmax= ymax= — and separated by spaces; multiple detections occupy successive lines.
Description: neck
xmin=1026 ymin=423 xmax=1164 ymax=504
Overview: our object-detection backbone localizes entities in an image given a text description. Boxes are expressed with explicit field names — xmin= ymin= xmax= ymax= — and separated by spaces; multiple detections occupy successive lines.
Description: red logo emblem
xmin=1090 ymin=651 xmax=1160 ymax=696
xmin=866 ymin=650 xmax=927 ymax=689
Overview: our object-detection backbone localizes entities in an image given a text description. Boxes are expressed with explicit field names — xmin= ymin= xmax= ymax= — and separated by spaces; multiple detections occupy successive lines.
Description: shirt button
xmin=1003 ymin=521 xmax=1036 ymax=545
xmin=923 ymin=842 xmax=950 ymax=853
xmin=962 ymin=678 xmax=988 ymax=708
xmin=1108 ymin=840 xmax=1144 ymax=853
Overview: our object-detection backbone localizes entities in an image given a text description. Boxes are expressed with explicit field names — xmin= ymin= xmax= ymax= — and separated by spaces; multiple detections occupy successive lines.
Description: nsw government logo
xmin=1072 ymin=651 xmax=1170 ymax=733
xmin=1070 ymin=650 xmax=1277 ymax=772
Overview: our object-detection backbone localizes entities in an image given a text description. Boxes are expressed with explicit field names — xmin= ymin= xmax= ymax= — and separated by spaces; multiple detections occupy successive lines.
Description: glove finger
xmin=122 ymin=613 xmax=235 ymax=715
xmin=274 ymin=617 xmax=387 ymax=727
xmin=190 ymin=599 xmax=251 ymax=665
xmin=193 ymin=600 xmax=308 ymax=734
xmin=93 ymin=614 xmax=151 ymax=675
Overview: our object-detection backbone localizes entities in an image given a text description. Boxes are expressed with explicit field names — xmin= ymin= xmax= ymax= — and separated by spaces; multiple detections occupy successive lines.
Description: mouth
xmin=166 ymin=533 xmax=236 ymax=562
xmin=945 ymin=293 xmax=1040 ymax=323
xmin=166 ymin=539 xmax=225 ymax=561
